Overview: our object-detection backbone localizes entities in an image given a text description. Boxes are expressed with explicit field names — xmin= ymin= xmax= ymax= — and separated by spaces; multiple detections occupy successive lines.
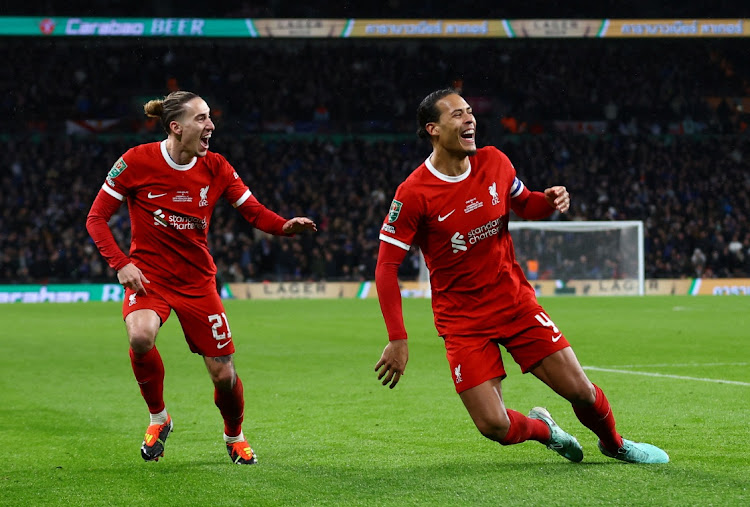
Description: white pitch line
xmin=583 ymin=366 xmax=750 ymax=386
xmin=603 ymin=362 xmax=748 ymax=368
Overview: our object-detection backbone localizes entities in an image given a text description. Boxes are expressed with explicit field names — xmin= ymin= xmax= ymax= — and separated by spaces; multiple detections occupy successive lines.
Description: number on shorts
xmin=534 ymin=312 xmax=559 ymax=333
xmin=208 ymin=312 xmax=232 ymax=341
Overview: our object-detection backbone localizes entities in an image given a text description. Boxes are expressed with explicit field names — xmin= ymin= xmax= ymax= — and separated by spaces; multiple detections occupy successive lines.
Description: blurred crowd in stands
xmin=1 ymin=37 xmax=749 ymax=284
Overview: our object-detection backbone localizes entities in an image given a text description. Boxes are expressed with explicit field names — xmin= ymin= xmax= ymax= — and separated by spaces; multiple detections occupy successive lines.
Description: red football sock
xmin=500 ymin=409 xmax=551 ymax=445
xmin=129 ymin=346 xmax=165 ymax=414
xmin=572 ymin=384 xmax=623 ymax=451
xmin=215 ymin=375 xmax=245 ymax=437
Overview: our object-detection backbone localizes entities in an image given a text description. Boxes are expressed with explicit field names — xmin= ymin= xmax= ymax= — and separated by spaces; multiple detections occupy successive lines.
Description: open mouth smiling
xmin=200 ymin=132 xmax=211 ymax=149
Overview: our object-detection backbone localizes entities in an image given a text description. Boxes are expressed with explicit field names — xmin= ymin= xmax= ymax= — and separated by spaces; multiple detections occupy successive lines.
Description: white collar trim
xmin=425 ymin=156 xmax=471 ymax=183
xmin=160 ymin=140 xmax=197 ymax=171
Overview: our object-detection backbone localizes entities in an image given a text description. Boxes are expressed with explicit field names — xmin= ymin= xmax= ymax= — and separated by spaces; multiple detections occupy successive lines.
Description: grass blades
xmin=0 ymin=296 xmax=747 ymax=505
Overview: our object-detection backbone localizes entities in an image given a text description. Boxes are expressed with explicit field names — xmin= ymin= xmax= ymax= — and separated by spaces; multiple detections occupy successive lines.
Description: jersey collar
xmin=425 ymin=156 xmax=471 ymax=183
xmin=160 ymin=140 xmax=197 ymax=171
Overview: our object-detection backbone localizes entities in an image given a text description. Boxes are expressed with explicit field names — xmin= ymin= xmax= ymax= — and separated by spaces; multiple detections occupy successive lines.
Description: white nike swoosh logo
xmin=216 ymin=340 xmax=232 ymax=349
xmin=438 ymin=210 xmax=456 ymax=222
xmin=148 ymin=192 xmax=167 ymax=199
xmin=552 ymin=333 xmax=563 ymax=342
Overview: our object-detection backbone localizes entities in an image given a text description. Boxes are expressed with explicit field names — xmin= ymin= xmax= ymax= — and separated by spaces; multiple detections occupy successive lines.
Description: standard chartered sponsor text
xmin=468 ymin=218 xmax=502 ymax=244
xmin=168 ymin=215 xmax=208 ymax=230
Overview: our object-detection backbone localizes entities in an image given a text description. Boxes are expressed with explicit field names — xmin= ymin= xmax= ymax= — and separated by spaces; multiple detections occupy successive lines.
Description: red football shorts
xmin=122 ymin=282 xmax=235 ymax=357
xmin=443 ymin=305 xmax=571 ymax=393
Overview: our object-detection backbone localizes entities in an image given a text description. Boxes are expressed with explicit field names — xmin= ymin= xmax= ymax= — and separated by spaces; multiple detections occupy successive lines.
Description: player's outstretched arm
xmin=511 ymin=184 xmax=569 ymax=220
xmin=375 ymin=340 xmax=408 ymax=389
xmin=237 ymin=195 xmax=316 ymax=236
xmin=282 ymin=217 xmax=318 ymax=234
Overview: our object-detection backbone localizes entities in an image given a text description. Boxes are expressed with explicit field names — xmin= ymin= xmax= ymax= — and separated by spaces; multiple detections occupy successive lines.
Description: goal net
xmin=418 ymin=220 xmax=645 ymax=295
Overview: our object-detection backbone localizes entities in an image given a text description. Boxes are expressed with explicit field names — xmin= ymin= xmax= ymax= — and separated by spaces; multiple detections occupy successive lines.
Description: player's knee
xmin=128 ymin=329 xmax=156 ymax=354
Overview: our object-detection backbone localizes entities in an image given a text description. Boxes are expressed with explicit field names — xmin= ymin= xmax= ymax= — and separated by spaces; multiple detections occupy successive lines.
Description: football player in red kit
xmin=86 ymin=91 xmax=316 ymax=465
xmin=374 ymin=89 xmax=668 ymax=464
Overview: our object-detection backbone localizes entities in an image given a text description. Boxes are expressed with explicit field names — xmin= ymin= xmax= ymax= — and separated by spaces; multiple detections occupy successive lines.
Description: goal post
xmin=509 ymin=220 xmax=645 ymax=295
xmin=418 ymin=220 xmax=645 ymax=296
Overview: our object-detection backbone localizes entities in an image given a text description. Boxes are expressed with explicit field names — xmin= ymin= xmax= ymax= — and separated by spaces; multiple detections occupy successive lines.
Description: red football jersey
xmin=378 ymin=146 xmax=538 ymax=337
xmin=99 ymin=141 xmax=251 ymax=295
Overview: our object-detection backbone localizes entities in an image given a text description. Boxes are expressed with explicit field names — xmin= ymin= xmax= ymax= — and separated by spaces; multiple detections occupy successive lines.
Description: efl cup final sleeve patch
xmin=107 ymin=157 xmax=128 ymax=179
xmin=388 ymin=199 xmax=403 ymax=223
xmin=106 ymin=157 xmax=128 ymax=187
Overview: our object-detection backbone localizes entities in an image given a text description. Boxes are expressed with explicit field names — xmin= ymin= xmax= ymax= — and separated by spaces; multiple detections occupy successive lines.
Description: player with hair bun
xmin=87 ymin=91 xmax=316 ymax=465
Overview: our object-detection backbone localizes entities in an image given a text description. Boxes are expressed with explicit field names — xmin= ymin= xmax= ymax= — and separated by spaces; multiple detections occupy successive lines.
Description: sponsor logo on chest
xmin=449 ymin=216 xmax=506 ymax=254
xmin=152 ymin=209 xmax=207 ymax=230
xmin=444 ymin=181 xmax=505 ymax=253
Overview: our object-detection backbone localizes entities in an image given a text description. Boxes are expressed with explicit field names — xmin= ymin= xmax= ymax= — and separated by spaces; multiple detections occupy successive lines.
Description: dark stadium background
xmin=2 ymin=2 xmax=749 ymax=285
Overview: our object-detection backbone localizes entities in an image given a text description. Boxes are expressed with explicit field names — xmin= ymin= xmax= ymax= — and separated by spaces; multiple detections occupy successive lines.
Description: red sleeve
xmin=236 ymin=194 xmax=290 ymax=236
xmin=511 ymin=186 xmax=555 ymax=220
xmin=86 ymin=189 xmax=131 ymax=271
xmin=375 ymin=241 xmax=409 ymax=341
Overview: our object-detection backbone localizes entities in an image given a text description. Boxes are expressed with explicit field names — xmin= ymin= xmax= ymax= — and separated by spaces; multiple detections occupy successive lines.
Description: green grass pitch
xmin=0 ymin=296 xmax=747 ymax=505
